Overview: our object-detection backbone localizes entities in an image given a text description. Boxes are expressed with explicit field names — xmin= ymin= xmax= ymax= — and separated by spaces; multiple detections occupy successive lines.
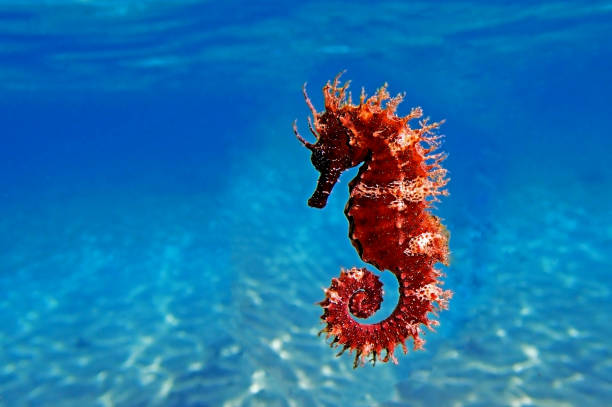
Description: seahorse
xmin=294 ymin=73 xmax=452 ymax=368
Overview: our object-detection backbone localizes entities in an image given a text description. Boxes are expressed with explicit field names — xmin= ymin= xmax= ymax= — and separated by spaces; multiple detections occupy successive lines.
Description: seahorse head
xmin=294 ymin=113 xmax=367 ymax=209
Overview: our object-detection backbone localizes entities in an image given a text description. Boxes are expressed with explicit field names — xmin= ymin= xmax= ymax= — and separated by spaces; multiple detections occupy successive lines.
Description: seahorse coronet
xmin=295 ymin=73 xmax=451 ymax=368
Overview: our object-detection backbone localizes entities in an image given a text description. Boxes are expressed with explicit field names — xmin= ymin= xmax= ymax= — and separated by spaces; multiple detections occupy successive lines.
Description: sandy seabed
xmin=0 ymin=159 xmax=610 ymax=407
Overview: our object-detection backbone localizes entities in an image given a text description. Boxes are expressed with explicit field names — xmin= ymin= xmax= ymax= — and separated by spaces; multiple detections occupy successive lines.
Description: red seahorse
xmin=294 ymin=73 xmax=452 ymax=368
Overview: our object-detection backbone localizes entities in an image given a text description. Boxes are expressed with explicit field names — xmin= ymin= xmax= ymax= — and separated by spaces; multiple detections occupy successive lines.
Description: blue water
xmin=1 ymin=1 xmax=611 ymax=406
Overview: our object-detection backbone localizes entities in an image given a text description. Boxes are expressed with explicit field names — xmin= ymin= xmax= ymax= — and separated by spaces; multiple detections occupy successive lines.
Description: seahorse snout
xmin=308 ymin=171 xmax=340 ymax=208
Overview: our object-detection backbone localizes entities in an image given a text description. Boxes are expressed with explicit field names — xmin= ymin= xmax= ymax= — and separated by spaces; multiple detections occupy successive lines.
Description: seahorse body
xmin=294 ymin=73 xmax=451 ymax=368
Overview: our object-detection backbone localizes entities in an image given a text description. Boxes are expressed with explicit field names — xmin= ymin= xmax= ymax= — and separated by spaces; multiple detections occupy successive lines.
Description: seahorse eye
xmin=310 ymin=147 xmax=329 ymax=172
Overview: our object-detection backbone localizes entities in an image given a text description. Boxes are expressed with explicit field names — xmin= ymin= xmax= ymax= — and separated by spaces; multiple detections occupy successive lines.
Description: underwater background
xmin=1 ymin=1 xmax=611 ymax=406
